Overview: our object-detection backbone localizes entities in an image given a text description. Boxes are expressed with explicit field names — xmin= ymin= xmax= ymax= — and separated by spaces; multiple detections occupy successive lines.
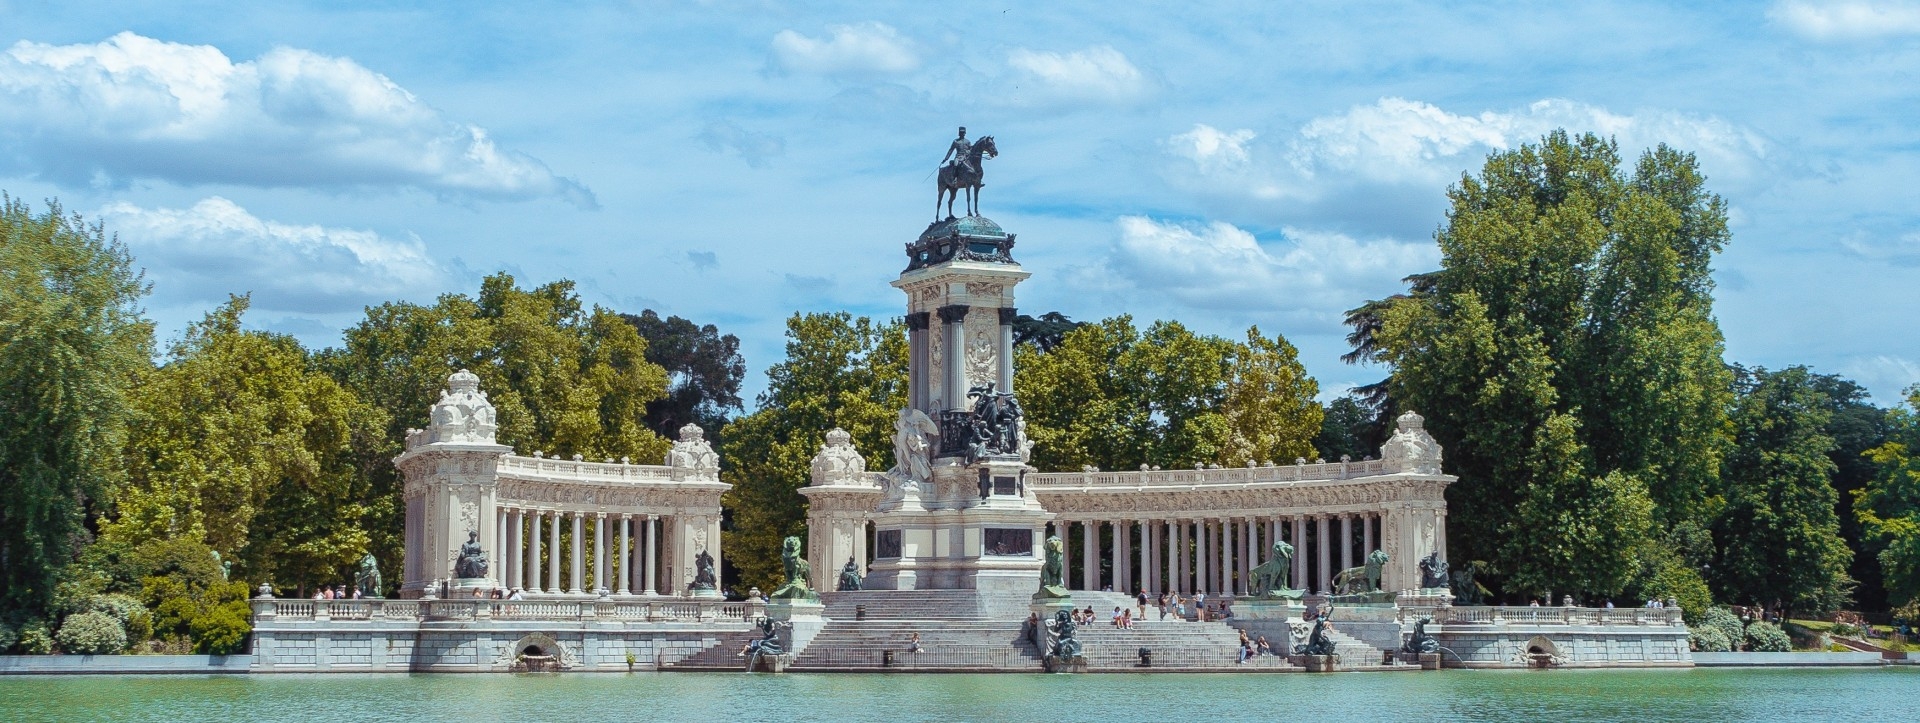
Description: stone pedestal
xmin=1302 ymin=654 xmax=1340 ymax=672
xmin=1238 ymin=599 xmax=1307 ymax=621
xmin=1030 ymin=595 xmax=1076 ymax=619
xmin=1420 ymin=652 xmax=1442 ymax=670
xmin=1043 ymin=654 xmax=1087 ymax=673
xmin=766 ymin=599 xmax=826 ymax=657
xmin=451 ymin=577 xmax=495 ymax=599
xmin=866 ymin=456 xmax=1051 ymax=593
xmin=747 ymin=653 xmax=791 ymax=673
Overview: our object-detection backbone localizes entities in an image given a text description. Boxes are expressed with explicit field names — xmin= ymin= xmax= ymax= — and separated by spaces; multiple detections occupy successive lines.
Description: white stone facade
xmin=397 ymin=371 xmax=729 ymax=599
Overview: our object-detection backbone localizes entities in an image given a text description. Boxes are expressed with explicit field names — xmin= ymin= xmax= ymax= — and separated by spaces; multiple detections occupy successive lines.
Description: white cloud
xmin=1769 ymin=1 xmax=1920 ymax=41
xmin=99 ymin=197 xmax=441 ymax=313
xmin=1288 ymin=97 xmax=1769 ymax=186
xmin=1168 ymin=124 xmax=1256 ymax=172
xmin=1838 ymin=355 xmax=1920 ymax=404
xmin=1006 ymin=45 xmax=1150 ymax=104
xmin=770 ymin=22 xmax=919 ymax=76
xmin=1099 ymin=216 xmax=1437 ymax=314
xmin=0 ymin=32 xmax=593 ymax=205
xmin=1842 ymin=230 xmax=1920 ymax=266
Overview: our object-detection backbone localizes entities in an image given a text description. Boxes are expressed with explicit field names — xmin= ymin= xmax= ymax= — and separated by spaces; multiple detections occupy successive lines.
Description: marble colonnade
xmin=1045 ymin=513 xmax=1387 ymax=596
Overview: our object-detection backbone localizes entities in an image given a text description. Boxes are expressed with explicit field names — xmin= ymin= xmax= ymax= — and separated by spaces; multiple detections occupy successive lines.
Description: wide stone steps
xmin=657 ymin=629 xmax=768 ymax=672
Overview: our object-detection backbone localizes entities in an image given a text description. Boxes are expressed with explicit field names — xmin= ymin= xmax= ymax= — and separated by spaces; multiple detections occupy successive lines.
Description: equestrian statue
xmin=936 ymin=126 xmax=998 ymax=220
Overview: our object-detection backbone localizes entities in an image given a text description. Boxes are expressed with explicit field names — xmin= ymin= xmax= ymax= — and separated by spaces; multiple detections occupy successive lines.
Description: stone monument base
xmin=1043 ymin=654 xmax=1087 ymax=673
xmin=691 ymin=587 xmax=724 ymax=600
xmin=1420 ymin=652 xmax=1442 ymax=670
xmin=1299 ymin=654 xmax=1340 ymax=672
xmin=747 ymin=653 xmax=791 ymax=673
xmin=1237 ymin=599 xmax=1306 ymax=621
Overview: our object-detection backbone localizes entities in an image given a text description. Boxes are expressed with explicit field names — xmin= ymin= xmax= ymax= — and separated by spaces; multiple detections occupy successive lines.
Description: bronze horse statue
xmin=936 ymin=136 xmax=997 ymax=220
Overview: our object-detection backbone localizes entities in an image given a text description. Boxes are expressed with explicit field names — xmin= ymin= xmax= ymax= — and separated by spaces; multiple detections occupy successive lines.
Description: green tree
xmin=721 ymin=313 xmax=905 ymax=592
xmin=108 ymin=296 xmax=385 ymax=592
xmin=1014 ymin=316 xmax=1149 ymax=472
xmin=1371 ymin=132 xmax=1732 ymax=600
xmin=1313 ymin=396 xmax=1375 ymax=463
xmin=1806 ymin=374 xmax=1894 ymax=609
xmin=320 ymin=273 xmax=673 ymax=585
xmin=621 ymin=310 xmax=745 ymax=438
xmin=1219 ymin=327 xmax=1322 ymax=466
xmin=1858 ymin=387 xmax=1920 ymax=610
xmin=1712 ymin=366 xmax=1855 ymax=614
xmin=0 ymin=196 xmax=153 ymax=620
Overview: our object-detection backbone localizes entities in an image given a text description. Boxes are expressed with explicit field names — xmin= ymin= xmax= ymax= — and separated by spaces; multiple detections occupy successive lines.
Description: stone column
xmin=1364 ymin=513 xmax=1375 ymax=557
xmin=1108 ymin=520 xmax=1123 ymax=592
xmin=1316 ymin=515 xmax=1332 ymax=594
xmin=997 ymin=307 xmax=1017 ymax=392
xmin=1242 ymin=518 xmax=1255 ymax=593
xmin=1199 ymin=520 xmax=1212 ymax=594
xmin=1220 ymin=519 xmax=1234 ymax=596
xmin=1297 ymin=513 xmax=1313 ymax=594
xmin=1167 ymin=521 xmax=1182 ymax=594
xmin=1268 ymin=518 xmax=1279 ymax=563
xmin=907 ymin=312 xmax=931 ymax=411
xmin=1061 ymin=521 xmax=1073 ymax=590
xmin=938 ymin=305 xmax=970 ymax=411
xmin=1082 ymin=521 xmax=1098 ymax=591
xmin=547 ymin=511 xmax=561 ymax=593
xmin=644 ymin=515 xmax=659 ymax=595
xmin=591 ymin=513 xmax=606 ymax=594
xmin=524 ymin=511 xmax=538 ymax=592
xmin=617 ymin=516 xmax=631 ymax=595
xmin=1340 ymin=514 xmax=1354 ymax=575
xmin=497 ymin=508 xmax=511 ymax=588
xmin=569 ymin=513 xmax=585 ymax=595
xmin=1142 ymin=519 xmax=1156 ymax=594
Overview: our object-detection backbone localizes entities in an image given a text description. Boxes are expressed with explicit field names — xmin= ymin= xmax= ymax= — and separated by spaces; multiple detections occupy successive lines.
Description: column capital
xmin=906 ymin=311 xmax=932 ymax=330
xmin=998 ymin=307 xmax=1019 ymax=324
xmin=936 ymin=304 xmax=971 ymax=323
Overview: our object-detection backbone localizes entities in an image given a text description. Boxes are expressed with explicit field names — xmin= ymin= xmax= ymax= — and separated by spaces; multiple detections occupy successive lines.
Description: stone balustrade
xmin=252 ymin=597 xmax=763 ymax=624
xmin=496 ymin=455 xmax=679 ymax=483
xmin=1395 ymin=605 xmax=1685 ymax=627
xmin=1027 ymin=458 xmax=1408 ymax=489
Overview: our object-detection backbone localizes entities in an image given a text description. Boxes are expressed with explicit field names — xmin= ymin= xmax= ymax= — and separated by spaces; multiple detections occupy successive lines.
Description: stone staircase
xmin=661 ymin=588 xmax=1395 ymax=673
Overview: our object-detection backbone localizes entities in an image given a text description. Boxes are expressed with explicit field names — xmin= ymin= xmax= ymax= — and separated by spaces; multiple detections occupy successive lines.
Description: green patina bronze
xmin=1035 ymin=535 xmax=1070 ymax=600
xmin=769 ymin=536 xmax=819 ymax=602
xmin=1249 ymin=540 xmax=1303 ymax=600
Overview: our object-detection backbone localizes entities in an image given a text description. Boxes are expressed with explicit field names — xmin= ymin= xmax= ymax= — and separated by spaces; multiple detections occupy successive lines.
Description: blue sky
xmin=3 ymin=1 xmax=1916 ymax=405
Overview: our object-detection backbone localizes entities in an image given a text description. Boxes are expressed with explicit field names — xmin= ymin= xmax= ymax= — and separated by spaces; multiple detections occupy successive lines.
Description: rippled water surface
xmin=4 ymin=667 xmax=1914 ymax=722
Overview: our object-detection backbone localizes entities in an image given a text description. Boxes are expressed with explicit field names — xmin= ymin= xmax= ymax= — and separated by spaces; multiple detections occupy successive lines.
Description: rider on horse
xmin=942 ymin=126 xmax=978 ymax=179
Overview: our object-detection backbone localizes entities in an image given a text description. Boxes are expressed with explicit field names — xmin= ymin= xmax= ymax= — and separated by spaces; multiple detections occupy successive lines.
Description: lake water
xmin=3 ymin=667 xmax=1913 ymax=722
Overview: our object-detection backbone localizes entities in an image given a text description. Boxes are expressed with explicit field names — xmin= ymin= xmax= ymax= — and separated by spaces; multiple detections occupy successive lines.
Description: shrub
xmin=1689 ymin=626 xmax=1732 ymax=652
xmin=89 ymin=593 xmax=145 ymax=625
xmin=19 ymin=622 xmax=55 ymax=654
xmin=188 ymin=605 xmax=250 ymax=655
xmin=55 ymin=611 xmax=127 ymax=655
xmin=1745 ymin=621 xmax=1791 ymax=652
xmin=1830 ymin=622 xmax=1861 ymax=637
xmin=0 ymin=622 xmax=17 ymax=652
xmin=1702 ymin=608 xmax=1746 ymax=652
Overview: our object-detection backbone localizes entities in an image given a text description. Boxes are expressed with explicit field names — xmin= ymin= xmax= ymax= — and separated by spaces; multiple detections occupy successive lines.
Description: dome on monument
xmin=918 ymin=215 xmax=1007 ymax=242
xmin=906 ymin=215 xmax=1018 ymax=272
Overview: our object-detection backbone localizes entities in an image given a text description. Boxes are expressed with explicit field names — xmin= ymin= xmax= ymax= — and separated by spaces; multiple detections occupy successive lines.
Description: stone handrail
xmin=1398 ymin=605 xmax=1684 ymax=627
xmin=251 ymin=597 xmax=760 ymax=624
xmin=1028 ymin=458 xmax=1407 ymax=489
xmin=497 ymin=455 xmax=679 ymax=483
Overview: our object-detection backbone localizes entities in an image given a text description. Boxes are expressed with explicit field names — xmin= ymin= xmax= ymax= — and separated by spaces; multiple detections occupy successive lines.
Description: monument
xmin=861 ymin=134 xmax=1053 ymax=597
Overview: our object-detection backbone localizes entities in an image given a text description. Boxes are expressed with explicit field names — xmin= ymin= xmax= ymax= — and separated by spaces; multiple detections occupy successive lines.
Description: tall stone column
xmin=1108 ymin=520 xmax=1123 ymax=592
xmin=1142 ymin=519 xmax=1156 ymax=594
xmin=1221 ymin=519 xmax=1235 ymax=596
xmin=1297 ymin=513 xmax=1313 ymax=594
xmin=1340 ymin=514 xmax=1354 ymax=574
xmin=497 ymin=508 xmax=511 ymax=588
xmin=1242 ymin=518 xmax=1255 ymax=592
xmin=547 ymin=511 xmax=561 ymax=593
xmin=570 ymin=513 xmax=585 ymax=595
xmin=1061 ymin=521 xmax=1073 ymax=590
xmin=997 ymin=308 xmax=1017 ymax=391
xmin=1174 ymin=520 xmax=1188 ymax=594
xmin=1363 ymin=513 xmax=1375 ymax=557
xmin=591 ymin=513 xmax=606 ymax=594
xmin=1198 ymin=520 xmax=1212 ymax=594
xmin=907 ymin=312 xmax=931 ymax=410
xmin=526 ymin=510 xmax=541 ymax=586
xmin=1082 ymin=521 xmax=1098 ymax=591
xmin=1268 ymin=518 xmax=1279 ymax=563
xmin=618 ymin=516 xmax=631 ymax=595
xmin=644 ymin=515 xmax=659 ymax=595
xmin=1316 ymin=515 xmax=1332 ymax=594
xmin=517 ymin=510 xmax=532 ymax=591
xmin=938 ymin=305 xmax=970 ymax=410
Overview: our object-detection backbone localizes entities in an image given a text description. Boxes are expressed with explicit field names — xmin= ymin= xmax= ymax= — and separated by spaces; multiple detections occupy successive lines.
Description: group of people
xmin=1234 ymin=629 xmax=1276 ymax=664
xmin=311 ymin=585 xmax=360 ymax=600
